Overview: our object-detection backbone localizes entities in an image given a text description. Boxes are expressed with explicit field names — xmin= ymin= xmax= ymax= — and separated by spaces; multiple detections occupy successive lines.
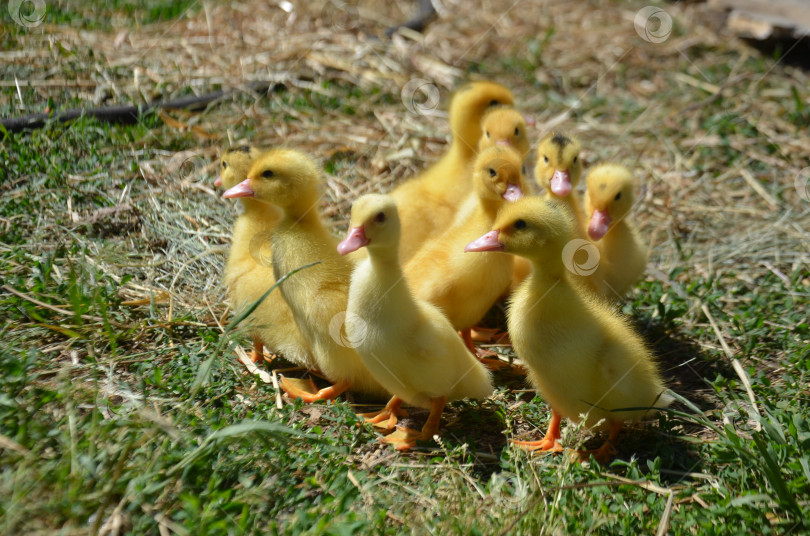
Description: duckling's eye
xmin=489 ymin=99 xmax=499 ymax=106
xmin=488 ymin=168 xmax=496 ymax=177
xmin=514 ymin=127 xmax=520 ymax=136
xmin=261 ymin=170 xmax=274 ymax=178
xmin=543 ymin=155 xmax=549 ymax=164
xmin=374 ymin=212 xmax=386 ymax=223
xmin=521 ymin=165 xmax=527 ymax=175
xmin=614 ymin=192 xmax=622 ymax=201
xmin=514 ymin=219 xmax=527 ymax=230
xmin=573 ymin=156 xmax=578 ymax=164
xmin=222 ymin=161 xmax=228 ymax=169
xmin=486 ymin=131 xmax=490 ymax=139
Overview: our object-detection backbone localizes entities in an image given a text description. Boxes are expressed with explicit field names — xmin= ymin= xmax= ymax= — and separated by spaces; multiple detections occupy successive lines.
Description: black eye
xmin=486 ymin=131 xmax=490 ymax=139
xmin=489 ymin=99 xmax=499 ymax=106
xmin=222 ymin=161 xmax=228 ymax=169
xmin=262 ymin=170 xmax=274 ymax=178
xmin=521 ymin=165 xmax=526 ymax=175
xmin=614 ymin=192 xmax=622 ymax=201
xmin=573 ymin=156 xmax=578 ymax=164
xmin=543 ymin=155 xmax=549 ymax=164
xmin=514 ymin=127 xmax=519 ymax=136
xmin=374 ymin=212 xmax=386 ymax=223
xmin=514 ymin=219 xmax=527 ymax=230
xmin=488 ymin=168 xmax=496 ymax=177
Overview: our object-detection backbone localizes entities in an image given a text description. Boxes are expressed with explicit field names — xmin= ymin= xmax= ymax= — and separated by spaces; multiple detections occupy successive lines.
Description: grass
xmin=2 ymin=0 xmax=810 ymax=534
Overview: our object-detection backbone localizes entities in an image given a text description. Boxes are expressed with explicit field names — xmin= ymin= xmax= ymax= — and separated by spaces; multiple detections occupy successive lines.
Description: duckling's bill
xmin=337 ymin=226 xmax=369 ymax=255
xmin=222 ymin=178 xmax=255 ymax=199
xmin=588 ymin=208 xmax=611 ymax=240
xmin=503 ymin=183 xmax=523 ymax=202
xmin=464 ymin=230 xmax=504 ymax=252
xmin=550 ymin=169 xmax=572 ymax=196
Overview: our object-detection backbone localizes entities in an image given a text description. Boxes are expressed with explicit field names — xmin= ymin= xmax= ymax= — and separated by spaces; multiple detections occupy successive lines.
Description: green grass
xmin=2 ymin=0 xmax=810 ymax=534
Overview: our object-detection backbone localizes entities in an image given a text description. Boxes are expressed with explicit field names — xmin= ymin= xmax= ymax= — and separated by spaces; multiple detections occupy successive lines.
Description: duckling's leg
xmin=248 ymin=338 xmax=276 ymax=364
xmin=470 ymin=326 xmax=510 ymax=345
xmin=382 ymin=396 xmax=446 ymax=451
xmin=577 ymin=421 xmax=621 ymax=464
xmin=461 ymin=329 xmax=524 ymax=372
xmin=359 ymin=396 xmax=409 ymax=431
xmin=511 ymin=408 xmax=563 ymax=453
xmin=280 ymin=377 xmax=351 ymax=403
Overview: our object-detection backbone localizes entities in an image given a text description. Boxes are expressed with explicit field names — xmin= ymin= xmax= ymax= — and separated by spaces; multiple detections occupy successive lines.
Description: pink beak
xmin=222 ymin=178 xmax=255 ymax=199
xmin=465 ymin=230 xmax=504 ymax=252
xmin=549 ymin=169 xmax=572 ymax=197
xmin=502 ymin=183 xmax=523 ymax=202
xmin=588 ymin=209 xmax=611 ymax=240
xmin=337 ymin=225 xmax=369 ymax=255
xmin=496 ymin=139 xmax=511 ymax=146
xmin=214 ymin=175 xmax=222 ymax=187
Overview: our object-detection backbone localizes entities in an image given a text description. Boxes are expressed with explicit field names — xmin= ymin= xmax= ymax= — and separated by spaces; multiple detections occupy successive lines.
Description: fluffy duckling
xmin=583 ymin=164 xmax=649 ymax=298
xmin=478 ymin=106 xmax=531 ymax=158
xmin=219 ymin=146 xmax=313 ymax=369
xmin=224 ymin=149 xmax=387 ymax=401
xmin=404 ymin=145 xmax=525 ymax=357
xmin=535 ymin=132 xmax=586 ymax=230
xmin=466 ymin=197 xmax=672 ymax=462
xmin=338 ymin=194 xmax=494 ymax=450
xmin=392 ymin=81 xmax=515 ymax=262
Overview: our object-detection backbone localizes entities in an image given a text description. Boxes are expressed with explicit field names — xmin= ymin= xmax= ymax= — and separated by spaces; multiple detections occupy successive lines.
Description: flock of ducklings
xmin=216 ymin=80 xmax=673 ymax=462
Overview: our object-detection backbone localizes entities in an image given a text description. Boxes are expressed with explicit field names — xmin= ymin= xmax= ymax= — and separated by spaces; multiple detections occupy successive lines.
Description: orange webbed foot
xmin=280 ymin=377 xmax=350 ymax=403
xmin=511 ymin=437 xmax=563 ymax=454
xmin=471 ymin=327 xmax=511 ymax=345
xmin=359 ymin=396 xmax=409 ymax=431
xmin=381 ymin=426 xmax=427 ymax=451
xmin=576 ymin=421 xmax=621 ymax=464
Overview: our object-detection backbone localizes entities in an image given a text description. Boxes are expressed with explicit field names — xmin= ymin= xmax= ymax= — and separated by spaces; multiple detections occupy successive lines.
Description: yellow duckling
xmin=583 ymin=163 xmax=649 ymax=298
xmin=219 ymin=146 xmax=312 ymax=369
xmin=466 ymin=197 xmax=672 ymax=462
xmin=337 ymin=194 xmax=494 ymax=450
xmin=392 ymin=80 xmax=515 ymax=262
xmin=403 ymin=145 xmax=525 ymax=357
xmin=224 ymin=149 xmax=387 ymax=401
xmin=477 ymin=106 xmax=531 ymax=158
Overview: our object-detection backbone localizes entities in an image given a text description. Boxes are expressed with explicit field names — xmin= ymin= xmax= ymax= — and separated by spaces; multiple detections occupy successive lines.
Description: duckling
xmin=478 ymin=106 xmax=531 ymax=158
xmin=466 ymin=197 xmax=672 ymax=463
xmin=404 ymin=145 xmax=525 ymax=358
xmin=224 ymin=149 xmax=387 ymax=401
xmin=338 ymin=194 xmax=494 ymax=450
xmin=219 ymin=146 xmax=313 ymax=370
xmin=535 ymin=132 xmax=586 ymax=230
xmin=392 ymin=81 xmax=515 ymax=262
xmin=583 ymin=163 xmax=649 ymax=298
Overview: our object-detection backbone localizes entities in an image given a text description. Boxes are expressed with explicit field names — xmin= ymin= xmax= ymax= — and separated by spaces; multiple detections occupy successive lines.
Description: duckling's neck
xmin=449 ymin=124 xmax=479 ymax=161
xmin=477 ymin=196 xmax=502 ymax=221
xmin=240 ymin=198 xmax=281 ymax=230
xmin=368 ymin=248 xmax=403 ymax=281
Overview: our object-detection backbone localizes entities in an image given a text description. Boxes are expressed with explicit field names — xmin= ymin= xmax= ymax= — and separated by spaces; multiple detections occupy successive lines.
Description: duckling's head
xmin=585 ymin=163 xmax=636 ymax=240
xmin=465 ymin=197 xmax=573 ymax=262
xmin=217 ymin=145 xmax=260 ymax=189
xmin=473 ymin=145 xmax=525 ymax=204
xmin=534 ymin=132 xmax=582 ymax=197
xmin=478 ymin=106 xmax=530 ymax=156
xmin=337 ymin=194 xmax=400 ymax=256
xmin=222 ymin=149 xmax=320 ymax=210
xmin=450 ymin=81 xmax=515 ymax=152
